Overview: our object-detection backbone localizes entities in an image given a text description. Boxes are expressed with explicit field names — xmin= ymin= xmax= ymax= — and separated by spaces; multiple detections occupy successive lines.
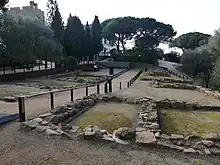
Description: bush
xmin=209 ymin=58 xmax=220 ymax=90
xmin=64 ymin=56 xmax=77 ymax=71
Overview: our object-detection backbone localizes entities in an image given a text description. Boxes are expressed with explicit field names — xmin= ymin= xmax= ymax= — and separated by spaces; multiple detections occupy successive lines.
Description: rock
xmin=169 ymin=143 xmax=184 ymax=151
xmin=39 ymin=113 xmax=52 ymax=118
xmin=215 ymin=142 xmax=220 ymax=148
xmin=35 ymin=126 xmax=49 ymax=133
xmin=149 ymin=123 xmax=159 ymax=129
xmin=170 ymin=134 xmax=184 ymax=140
xmin=112 ymin=133 xmax=129 ymax=145
xmin=201 ymin=140 xmax=214 ymax=147
xmin=56 ymin=129 xmax=72 ymax=139
xmin=45 ymin=129 xmax=60 ymax=135
xmin=183 ymin=148 xmax=197 ymax=154
xmin=148 ymin=112 xmax=158 ymax=122
xmin=41 ymin=121 xmax=48 ymax=126
xmin=210 ymin=147 xmax=220 ymax=155
xmin=157 ymin=141 xmax=170 ymax=149
xmin=135 ymin=127 xmax=146 ymax=132
xmin=184 ymin=134 xmax=201 ymax=141
xmin=125 ymin=98 xmax=134 ymax=104
xmin=113 ymin=127 xmax=135 ymax=140
xmin=3 ymin=96 xmax=17 ymax=102
xmin=204 ymin=148 xmax=211 ymax=155
xmin=102 ymin=134 xmax=115 ymax=142
xmin=50 ymin=114 xmax=65 ymax=124
xmin=58 ymin=123 xmax=72 ymax=131
xmin=135 ymin=131 xmax=157 ymax=145
xmin=155 ymin=132 xmax=161 ymax=138
xmin=193 ymin=141 xmax=205 ymax=150
xmin=22 ymin=120 xmax=39 ymax=129
xmin=69 ymin=126 xmax=80 ymax=133
xmin=51 ymin=106 xmax=67 ymax=114
xmin=84 ymin=125 xmax=103 ymax=141
xmin=161 ymin=134 xmax=170 ymax=140
xmin=203 ymin=133 xmax=219 ymax=141
xmin=32 ymin=117 xmax=43 ymax=123
xmin=173 ymin=140 xmax=184 ymax=146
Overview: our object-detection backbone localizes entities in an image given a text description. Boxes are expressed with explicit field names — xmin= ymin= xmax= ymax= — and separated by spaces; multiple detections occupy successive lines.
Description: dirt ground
xmin=1 ymin=70 xmax=220 ymax=165
xmin=0 ymin=122 xmax=219 ymax=165
xmin=115 ymin=80 xmax=220 ymax=106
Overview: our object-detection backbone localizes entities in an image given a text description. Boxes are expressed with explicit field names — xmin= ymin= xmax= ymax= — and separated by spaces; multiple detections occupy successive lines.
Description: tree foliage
xmin=170 ymin=32 xmax=211 ymax=52
xmin=102 ymin=17 xmax=176 ymax=53
xmin=46 ymin=0 xmax=57 ymax=26
xmin=180 ymin=49 xmax=213 ymax=78
xmin=51 ymin=1 xmax=64 ymax=45
xmin=64 ymin=15 xmax=86 ymax=58
xmin=163 ymin=51 xmax=180 ymax=63
xmin=0 ymin=14 xmax=63 ymax=69
xmin=208 ymin=29 xmax=220 ymax=58
xmin=209 ymin=58 xmax=220 ymax=90
xmin=91 ymin=16 xmax=103 ymax=55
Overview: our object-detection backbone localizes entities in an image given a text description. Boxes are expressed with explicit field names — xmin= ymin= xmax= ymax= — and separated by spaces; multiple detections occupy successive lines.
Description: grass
xmin=0 ymin=87 xmax=34 ymax=98
xmin=38 ymin=79 xmax=79 ymax=87
xmin=160 ymin=109 xmax=220 ymax=137
xmin=74 ymin=102 xmax=139 ymax=133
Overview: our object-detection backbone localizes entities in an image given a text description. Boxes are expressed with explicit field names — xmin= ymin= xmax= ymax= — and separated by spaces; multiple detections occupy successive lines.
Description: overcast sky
xmin=9 ymin=0 xmax=220 ymax=36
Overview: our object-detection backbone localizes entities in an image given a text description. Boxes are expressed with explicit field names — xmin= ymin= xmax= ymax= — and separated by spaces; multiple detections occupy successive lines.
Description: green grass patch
xmin=161 ymin=109 xmax=220 ymax=137
xmin=74 ymin=102 xmax=138 ymax=133
xmin=0 ymin=87 xmax=34 ymax=98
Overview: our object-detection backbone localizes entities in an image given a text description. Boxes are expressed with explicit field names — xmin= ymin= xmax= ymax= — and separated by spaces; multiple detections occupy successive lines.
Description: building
xmin=6 ymin=1 xmax=44 ymax=24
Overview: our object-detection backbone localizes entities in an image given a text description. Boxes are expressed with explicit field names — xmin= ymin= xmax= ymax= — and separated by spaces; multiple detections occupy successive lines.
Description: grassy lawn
xmin=74 ymin=102 xmax=139 ymax=133
xmin=160 ymin=109 xmax=220 ymax=137
xmin=0 ymin=87 xmax=35 ymax=98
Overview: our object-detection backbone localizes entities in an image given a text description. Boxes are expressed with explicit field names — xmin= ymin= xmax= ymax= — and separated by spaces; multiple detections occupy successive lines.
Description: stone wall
xmin=21 ymin=95 xmax=220 ymax=156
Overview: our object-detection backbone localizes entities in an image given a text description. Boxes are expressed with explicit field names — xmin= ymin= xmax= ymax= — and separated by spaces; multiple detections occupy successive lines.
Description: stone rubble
xmin=20 ymin=93 xmax=220 ymax=156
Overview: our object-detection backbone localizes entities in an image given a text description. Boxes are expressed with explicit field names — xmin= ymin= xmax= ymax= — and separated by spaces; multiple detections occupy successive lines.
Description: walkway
xmin=0 ymin=70 xmax=139 ymax=118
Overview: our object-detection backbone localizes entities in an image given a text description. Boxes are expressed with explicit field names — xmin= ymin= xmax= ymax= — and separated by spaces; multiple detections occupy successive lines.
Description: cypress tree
xmin=91 ymin=15 xmax=103 ymax=55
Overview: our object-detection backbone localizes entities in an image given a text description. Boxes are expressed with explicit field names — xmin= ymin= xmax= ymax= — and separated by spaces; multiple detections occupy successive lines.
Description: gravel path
xmin=0 ymin=123 xmax=219 ymax=165
xmin=0 ymin=70 xmax=139 ymax=117
xmin=115 ymin=80 xmax=220 ymax=106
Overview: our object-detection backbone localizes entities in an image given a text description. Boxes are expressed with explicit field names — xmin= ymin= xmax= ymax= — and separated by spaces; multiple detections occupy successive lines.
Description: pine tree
xmin=46 ymin=0 xmax=56 ymax=26
xmin=91 ymin=15 xmax=103 ymax=55
xmin=64 ymin=16 xmax=86 ymax=58
xmin=51 ymin=2 xmax=64 ymax=45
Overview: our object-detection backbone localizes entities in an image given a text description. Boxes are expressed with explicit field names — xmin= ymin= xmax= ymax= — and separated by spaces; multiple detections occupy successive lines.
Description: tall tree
xmin=51 ymin=1 xmax=64 ymax=45
xmin=208 ymin=29 xmax=220 ymax=58
xmin=0 ymin=0 xmax=8 ymax=10
xmin=84 ymin=21 xmax=92 ymax=59
xmin=102 ymin=17 xmax=139 ymax=52
xmin=91 ymin=15 xmax=103 ymax=55
xmin=46 ymin=0 xmax=56 ymax=26
xmin=64 ymin=15 xmax=85 ymax=58
xmin=170 ymin=32 xmax=211 ymax=52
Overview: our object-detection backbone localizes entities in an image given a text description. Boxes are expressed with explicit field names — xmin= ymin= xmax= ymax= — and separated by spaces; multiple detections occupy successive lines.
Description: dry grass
xmin=0 ymin=87 xmax=34 ymax=98
xmin=160 ymin=109 xmax=220 ymax=137
xmin=39 ymin=79 xmax=78 ymax=87
xmin=140 ymin=73 xmax=183 ymax=81
xmin=74 ymin=102 xmax=139 ymax=133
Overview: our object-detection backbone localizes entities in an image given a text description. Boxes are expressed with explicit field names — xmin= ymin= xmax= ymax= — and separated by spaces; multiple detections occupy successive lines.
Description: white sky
xmin=9 ymin=0 xmax=220 ymax=36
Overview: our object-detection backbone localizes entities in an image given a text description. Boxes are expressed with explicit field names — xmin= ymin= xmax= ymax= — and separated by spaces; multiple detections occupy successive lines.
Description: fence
xmin=17 ymin=69 xmax=143 ymax=122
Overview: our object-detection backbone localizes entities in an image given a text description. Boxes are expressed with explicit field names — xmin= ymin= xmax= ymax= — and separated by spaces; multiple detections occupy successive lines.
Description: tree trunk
xmin=120 ymin=39 xmax=126 ymax=53
xmin=45 ymin=55 xmax=48 ymax=69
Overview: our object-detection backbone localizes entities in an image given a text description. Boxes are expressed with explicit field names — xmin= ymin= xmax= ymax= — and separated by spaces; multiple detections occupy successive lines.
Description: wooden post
xmin=18 ymin=96 xmax=25 ymax=122
xmin=3 ymin=67 xmax=5 ymax=75
xmin=50 ymin=92 xmax=54 ymax=109
xmin=39 ymin=62 xmax=41 ymax=70
xmin=86 ymin=86 xmax=88 ymax=96
xmin=97 ymin=84 xmax=100 ymax=94
xmin=119 ymin=82 xmax=122 ymax=90
xmin=70 ymin=88 xmax=74 ymax=101
xmin=127 ymin=82 xmax=129 ymax=88
xmin=109 ymin=80 xmax=112 ymax=93
xmin=104 ymin=83 xmax=108 ymax=93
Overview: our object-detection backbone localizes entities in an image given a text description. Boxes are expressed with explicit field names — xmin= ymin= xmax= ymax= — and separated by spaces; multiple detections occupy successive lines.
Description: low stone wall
xmin=152 ymin=82 xmax=196 ymax=90
xmin=196 ymin=86 xmax=220 ymax=99
xmin=21 ymin=95 xmax=220 ymax=156
xmin=141 ymin=77 xmax=193 ymax=84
